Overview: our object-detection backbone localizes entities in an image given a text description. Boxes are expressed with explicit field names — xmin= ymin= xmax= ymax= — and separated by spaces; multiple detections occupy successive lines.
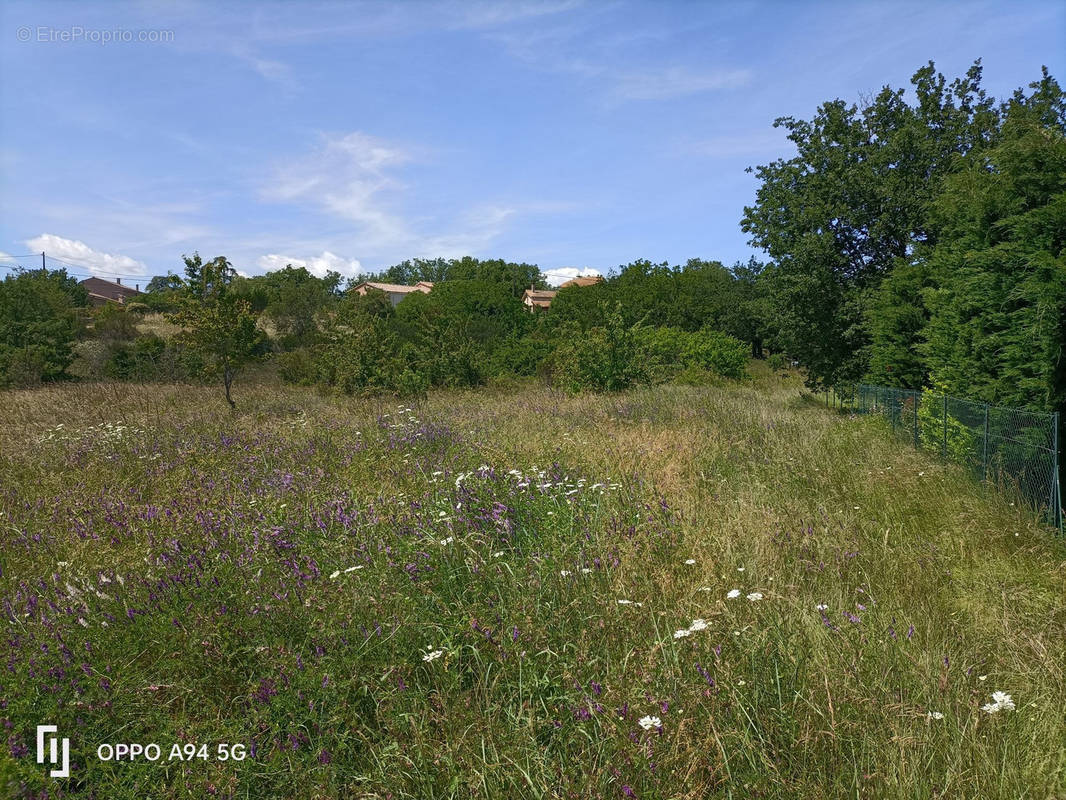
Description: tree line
xmin=743 ymin=60 xmax=1064 ymax=416
xmin=0 ymin=253 xmax=764 ymax=404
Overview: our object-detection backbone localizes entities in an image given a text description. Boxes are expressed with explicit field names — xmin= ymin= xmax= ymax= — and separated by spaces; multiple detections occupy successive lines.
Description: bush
xmin=394 ymin=368 xmax=429 ymax=401
xmin=0 ymin=347 xmax=47 ymax=387
xmin=768 ymin=352 xmax=789 ymax=373
xmin=917 ymin=384 xmax=977 ymax=463
xmin=106 ymin=335 xmax=168 ymax=380
xmin=69 ymin=340 xmax=111 ymax=379
xmin=277 ymin=348 xmax=317 ymax=386
xmin=636 ymin=327 xmax=749 ymax=381
xmin=674 ymin=364 xmax=722 ymax=387
xmin=550 ymin=308 xmax=645 ymax=393
xmin=93 ymin=304 xmax=139 ymax=343
xmin=0 ymin=268 xmax=85 ymax=386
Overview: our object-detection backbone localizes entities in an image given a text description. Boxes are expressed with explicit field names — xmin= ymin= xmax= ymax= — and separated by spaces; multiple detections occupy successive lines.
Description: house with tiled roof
xmin=80 ymin=277 xmax=144 ymax=306
xmin=350 ymin=281 xmax=434 ymax=306
xmin=522 ymin=288 xmax=557 ymax=311
xmin=559 ymin=275 xmax=604 ymax=289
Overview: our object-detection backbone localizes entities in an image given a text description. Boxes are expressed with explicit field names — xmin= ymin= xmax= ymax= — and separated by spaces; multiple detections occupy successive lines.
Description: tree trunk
xmin=224 ymin=367 xmax=236 ymax=410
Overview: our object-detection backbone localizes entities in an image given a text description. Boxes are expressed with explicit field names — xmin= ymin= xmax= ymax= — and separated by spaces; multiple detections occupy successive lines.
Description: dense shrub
xmin=276 ymin=347 xmax=317 ymax=386
xmin=0 ymin=268 xmax=87 ymax=387
xmin=106 ymin=335 xmax=168 ymax=380
xmin=550 ymin=309 xmax=645 ymax=393
xmin=93 ymin=304 xmax=139 ymax=344
xmin=636 ymin=327 xmax=749 ymax=381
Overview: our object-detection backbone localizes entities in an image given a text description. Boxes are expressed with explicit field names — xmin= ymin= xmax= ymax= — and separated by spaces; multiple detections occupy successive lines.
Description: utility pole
xmin=41 ymin=251 xmax=46 ymax=271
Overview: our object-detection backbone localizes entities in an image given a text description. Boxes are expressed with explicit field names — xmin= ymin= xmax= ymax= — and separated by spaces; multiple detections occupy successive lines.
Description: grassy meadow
xmin=2 ymin=365 xmax=1064 ymax=799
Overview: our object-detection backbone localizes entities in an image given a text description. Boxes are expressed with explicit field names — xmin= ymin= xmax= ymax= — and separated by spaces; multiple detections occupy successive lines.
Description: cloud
xmin=263 ymin=131 xmax=413 ymax=249
xmin=610 ymin=67 xmax=752 ymax=101
xmin=414 ymin=205 xmax=518 ymax=257
xmin=490 ymin=17 xmax=751 ymax=104
xmin=257 ymin=251 xmax=363 ymax=278
xmin=543 ymin=266 xmax=603 ymax=287
xmin=24 ymin=234 xmax=149 ymax=276
xmin=230 ymin=44 xmax=298 ymax=91
xmin=447 ymin=0 xmax=585 ymax=30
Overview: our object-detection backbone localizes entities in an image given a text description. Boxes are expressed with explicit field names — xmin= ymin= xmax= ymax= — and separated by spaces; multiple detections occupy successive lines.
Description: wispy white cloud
xmin=414 ymin=205 xmax=518 ymax=258
xmin=263 ymin=131 xmax=413 ymax=250
xmin=257 ymin=251 xmax=363 ymax=278
xmin=446 ymin=0 xmax=586 ymax=30
xmin=488 ymin=13 xmax=751 ymax=104
xmin=25 ymin=233 xmax=149 ymax=276
xmin=260 ymin=132 xmax=576 ymax=264
xmin=230 ymin=44 xmax=298 ymax=91
xmin=611 ymin=67 xmax=752 ymax=101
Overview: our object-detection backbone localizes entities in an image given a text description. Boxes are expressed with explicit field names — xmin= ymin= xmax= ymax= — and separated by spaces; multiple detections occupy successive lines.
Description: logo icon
xmin=36 ymin=725 xmax=70 ymax=778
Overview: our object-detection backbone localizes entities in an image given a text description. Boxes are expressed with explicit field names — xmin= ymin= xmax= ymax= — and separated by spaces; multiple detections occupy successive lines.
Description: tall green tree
xmin=0 ymin=268 xmax=88 ymax=386
xmin=742 ymin=61 xmax=1000 ymax=389
xmin=169 ymin=255 xmax=267 ymax=408
xmin=918 ymin=70 xmax=1066 ymax=412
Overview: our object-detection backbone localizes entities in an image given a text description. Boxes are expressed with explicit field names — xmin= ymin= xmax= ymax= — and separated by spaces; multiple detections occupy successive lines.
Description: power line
xmin=43 ymin=254 xmax=154 ymax=280
xmin=0 ymin=261 xmax=157 ymax=284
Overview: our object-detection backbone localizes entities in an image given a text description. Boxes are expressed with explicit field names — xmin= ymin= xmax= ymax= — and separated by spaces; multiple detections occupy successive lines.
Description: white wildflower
xmin=329 ymin=570 xmax=340 ymax=580
xmin=581 ymin=568 xmax=592 ymax=574
xmin=816 ymin=603 xmax=828 ymax=611
xmin=981 ymin=691 xmax=1015 ymax=714
xmin=684 ymin=559 xmax=696 ymax=565
xmin=560 ymin=570 xmax=571 ymax=577
xmin=637 ymin=715 xmax=662 ymax=730
xmin=737 ymin=567 xmax=745 ymax=572
xmin=492 ymin=551 xmax=503 ymax=558
xmin=422 ymin=650 xmax=444 ymax=663
xmin=77 ymin=618 xmax=89 ymax=628
xmin=673 ymin=628 xmax=692 ymax=639
xmin=344 ymin=566 xmax=363 ymax=572
xmin=698 ymin=586 xmax=712 ymax=592
xmin=726 ymin=589 xmax=741 ymax=599
xmin=927 ymin=711 xmax=944 ymax=720
xmin=746 ymin=592 xmax=763 ymax=601
xmin=440 ymin=537 xmax=454 ymax=546
xmin=688 ymin=618 xmax=708 ymax=632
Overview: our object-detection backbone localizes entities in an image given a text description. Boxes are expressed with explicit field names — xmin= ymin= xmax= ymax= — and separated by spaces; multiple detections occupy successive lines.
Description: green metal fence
xmin=843 ymin=384 xmax=1061 ymax=533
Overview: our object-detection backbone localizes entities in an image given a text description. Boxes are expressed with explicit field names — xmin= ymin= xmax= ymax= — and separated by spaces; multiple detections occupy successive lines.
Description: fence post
xmin=1053 ymin=411 xmax=1061 ymax=532
xmin=982 ymin=405 xmax=989 ymax=482
xmin=942 ymin=395 xmax=948 ymax=459
xmin=912 ymin=391 xmax=919 ymax=450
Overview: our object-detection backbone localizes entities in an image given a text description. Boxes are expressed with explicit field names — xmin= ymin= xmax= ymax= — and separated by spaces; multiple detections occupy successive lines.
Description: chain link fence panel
xmin=849 ymin=384 xmax=1061 ymax=533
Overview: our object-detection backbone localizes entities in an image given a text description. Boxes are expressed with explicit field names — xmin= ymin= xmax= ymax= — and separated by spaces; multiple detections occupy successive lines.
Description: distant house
xmin=558 ymin=275 xmax=604 ymax=289
xmin=80 ymin=277 xmax=144 ymax=306
xmin=522 ymin=288 xmax=557 ymax=311
xmin=350 ymin=281 xmax=433 ymax=306
xmin=522 ymin=274 xmax=604 ymax=311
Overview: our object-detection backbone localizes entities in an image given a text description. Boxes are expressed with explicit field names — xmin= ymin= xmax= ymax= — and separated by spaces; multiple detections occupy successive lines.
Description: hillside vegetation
xmin=2 ymin=367 xmax=1064 ymax=798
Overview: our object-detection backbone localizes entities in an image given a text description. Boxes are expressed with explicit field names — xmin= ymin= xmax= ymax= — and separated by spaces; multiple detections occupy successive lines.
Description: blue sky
xmin=0 ymin=1 xmax=1062 ymax=285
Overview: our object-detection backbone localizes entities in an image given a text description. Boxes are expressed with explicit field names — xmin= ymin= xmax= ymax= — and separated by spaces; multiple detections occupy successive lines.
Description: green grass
xmin=1 ymin=364 xmax=1064 ymax=798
